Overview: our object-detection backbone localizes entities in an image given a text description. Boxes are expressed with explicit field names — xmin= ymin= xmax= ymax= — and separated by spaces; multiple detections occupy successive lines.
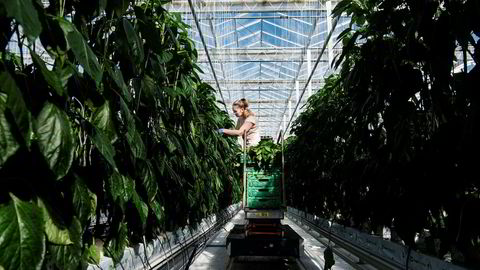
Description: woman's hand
xmin=223 ymin=121 xmax=253 ymax=136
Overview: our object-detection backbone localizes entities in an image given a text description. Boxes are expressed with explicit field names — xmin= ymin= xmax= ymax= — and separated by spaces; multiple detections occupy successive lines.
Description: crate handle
xmin=258 ymin=188 xmax=268 ymax=192
xmin=258 ymin=178 xmax=269 ymax=182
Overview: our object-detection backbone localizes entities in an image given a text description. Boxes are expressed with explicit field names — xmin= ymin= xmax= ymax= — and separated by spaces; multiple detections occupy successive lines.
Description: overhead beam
xmin=187 ymin=15 xmax=326 ymax=20
xmin=224 ymin=99 xmax=296 ymax=104
xmin=221 ymin=89 xmax=298 ymax=92
xmin=166 ymin=0 xmax=327 ymax=13
xmin=199 ymin=47 xmax=343 ymax=53
xmin=198 ymin=59 xmax=328 ymax=63
xmin=203 ymin=79 xmax=325 ymax=84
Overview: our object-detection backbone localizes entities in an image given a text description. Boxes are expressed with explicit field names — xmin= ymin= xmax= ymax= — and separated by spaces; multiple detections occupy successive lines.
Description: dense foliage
xmin=285 ymin=0 xmax=480 ymax=268
xmin=0 ymin=0 xmax=241 ymax=269
xmin=246 ymin=138 xmax=282 ymax=170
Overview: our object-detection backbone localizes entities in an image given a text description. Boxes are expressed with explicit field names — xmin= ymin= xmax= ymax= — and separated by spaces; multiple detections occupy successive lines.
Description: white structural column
xmin=283 ymin=114 xmax=286 ymax=134
xmin=288 ymin=100 xmax=292 ymax=121
xmin=295 ymin=80 xmax=300 ymax=116
xmin=307 ymin=49 xmax=312 ymax=98
xmin=326 ymin=0 xmax=333 ymax=68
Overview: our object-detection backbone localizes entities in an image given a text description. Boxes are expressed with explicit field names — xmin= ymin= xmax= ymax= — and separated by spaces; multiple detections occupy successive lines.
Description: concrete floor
xmin=189 ymin=210 xmax=356 ymax=270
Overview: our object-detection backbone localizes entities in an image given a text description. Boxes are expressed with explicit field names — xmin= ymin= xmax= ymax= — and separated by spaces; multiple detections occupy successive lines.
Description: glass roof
xmin=166 ymin=0 xmax=351 ymax=139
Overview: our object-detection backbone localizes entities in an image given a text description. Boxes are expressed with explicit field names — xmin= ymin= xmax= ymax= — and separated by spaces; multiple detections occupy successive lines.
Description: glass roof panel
xmin=166 ymin=0 xmax=349 ymax=138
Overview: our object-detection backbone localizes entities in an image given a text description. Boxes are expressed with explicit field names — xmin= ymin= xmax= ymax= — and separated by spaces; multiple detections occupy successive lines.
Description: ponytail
xmin=233 ymin=98 xmax=255 ymax=117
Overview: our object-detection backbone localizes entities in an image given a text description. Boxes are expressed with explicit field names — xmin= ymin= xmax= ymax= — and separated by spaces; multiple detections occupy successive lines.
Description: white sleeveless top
xmin=236 ymin=115 xmax=260 ymax=147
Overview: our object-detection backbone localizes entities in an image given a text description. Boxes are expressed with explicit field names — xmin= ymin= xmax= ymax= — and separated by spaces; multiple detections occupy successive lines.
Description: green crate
xmin=246 ymin=168 xmax=281 ymax=174
xmin=247 ymin=186 xmax=280 ymax=197
xmin=247 ymin=177 xmax=280 ymax=188
xmin=247 ymin=196 xmax=282 ymax=209
xmin=247 ymin=174 xmax=278 ymax=181
xmin=247 ymin=170 xmax=281 ymax=179
xmin=247 ymin=173 xmax=281 ymax=181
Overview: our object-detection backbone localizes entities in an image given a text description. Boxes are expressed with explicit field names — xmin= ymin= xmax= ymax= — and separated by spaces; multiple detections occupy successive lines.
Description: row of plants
xmin=285 ymin=0 xmax=479 ymax=268
xmin=0 ymin=0 xmax=241 ymax=269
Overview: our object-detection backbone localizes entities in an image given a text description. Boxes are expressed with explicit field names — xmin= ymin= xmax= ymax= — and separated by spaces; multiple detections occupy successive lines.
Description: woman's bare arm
xmin=223 ymin=121 xmax=253 ymax=136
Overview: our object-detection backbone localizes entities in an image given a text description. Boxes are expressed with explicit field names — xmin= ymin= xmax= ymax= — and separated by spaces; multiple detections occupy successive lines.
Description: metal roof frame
xmin=167 ymin=0 xmax=346 ymax=137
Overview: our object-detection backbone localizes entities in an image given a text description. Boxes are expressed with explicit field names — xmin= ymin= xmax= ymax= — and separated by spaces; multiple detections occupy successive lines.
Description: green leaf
xmin=0 ymin=93 xmax=19 ymax=166
xmin=122 ymin=18 xmax=144 ymax=63
xmin=88 ymin=123 xmax=117 ymax=170
xmin=85 ymin=242 xmax=101 ymax=264
xmin=47 ymin=218 xmax=82 ymax=270
xmin=105 ymin=222 xmax=128 ymax=263
xmin=2 ymin=0 xmax=42 ymax=38
xmin=0 ymin=69 xmax=32 ymax=147
xmin=138 ymin=159 xmax=158 ymax=202
xmin=0 ymin=194 xmax=45 ymax=270
xmin=119 ymin=97 xmax=135 ymax=131
xmin=131 ymin=191 xmax=148 ymax=228
xmin=158 ymin=51 xmax=173 ymax=64
xmin=72 ymin=174 xmax=96 ymax=224
xmin=127 ymin=129 xmax=146 ymax=159
xmin=30 ymin=52 xmax=64 ymax=96
xmin=92 ymin=101 xmax=117 ymax=143
xmin=55 ymin=64 xmax=75 ymax=89
xmin=107 ymin=66 xmax=132 ymax=102
xmin=140 ymin=74 xmax=157 ymax=106
xmin=119 ymin=98 xmax=146 ymax=159
xmin=38 ymin=199 xmax=72 ymax=245
xmin=58 ymin=18 xmax=102 ymax=85
xmin=35 ymin=102 xmax=74 ymax=180
xmin=149 ymin=200 xmax=164 ymax=225
xmin=108 ymin=172 xmax=134 ymax=207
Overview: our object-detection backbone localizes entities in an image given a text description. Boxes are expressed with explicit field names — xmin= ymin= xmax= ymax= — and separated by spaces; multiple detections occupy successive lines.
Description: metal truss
xmin=167 ymin=0 xmax=346 ymax=138
xmin=166 ymin=0 xmax=336 ymax=13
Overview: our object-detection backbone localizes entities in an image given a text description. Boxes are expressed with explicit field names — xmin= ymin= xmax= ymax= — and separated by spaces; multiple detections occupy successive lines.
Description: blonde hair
xmin=233 ymin=98 xmax=254 ymax=117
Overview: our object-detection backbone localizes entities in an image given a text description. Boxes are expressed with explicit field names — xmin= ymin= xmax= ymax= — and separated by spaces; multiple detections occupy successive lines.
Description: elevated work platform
xmin=189 ymin=210 xmax=356 ymax=270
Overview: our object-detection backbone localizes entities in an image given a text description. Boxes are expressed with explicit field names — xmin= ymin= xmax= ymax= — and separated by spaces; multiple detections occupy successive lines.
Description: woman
xmin=218 ymin=98 xmax=260 ymax=148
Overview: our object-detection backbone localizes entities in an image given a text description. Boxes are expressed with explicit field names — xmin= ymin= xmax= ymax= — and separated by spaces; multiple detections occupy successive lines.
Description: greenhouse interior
xmin=0 ymin=0 xmax=478 ymax=269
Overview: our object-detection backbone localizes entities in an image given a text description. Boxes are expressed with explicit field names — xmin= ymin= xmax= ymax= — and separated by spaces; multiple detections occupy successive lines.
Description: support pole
xmin=307 ymin=49 xmax=312 ymax=98
xmin=295 ymin=80 xmax=299 ymax=116
xmin=243 ymin=130 xmax=247 ymax=208
xmin=288 ymin=100 xmax=292 ymax=121
xmin=281 ymin=130 xmax=286 ymax=208
xmin=326 ymin=0 xmax=334 ymax=68
xmin=187 ymin=0 xmax=228 ymax=112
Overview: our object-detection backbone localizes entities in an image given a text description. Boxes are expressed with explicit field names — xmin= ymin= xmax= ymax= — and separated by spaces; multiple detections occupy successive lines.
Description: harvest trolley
xmin=226 ymin=131 xmax=303 ymax=258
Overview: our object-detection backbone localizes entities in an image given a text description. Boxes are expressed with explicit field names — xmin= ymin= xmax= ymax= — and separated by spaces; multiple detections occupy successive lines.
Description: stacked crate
xmin=246 ymin=167 xmax=282 ymax=209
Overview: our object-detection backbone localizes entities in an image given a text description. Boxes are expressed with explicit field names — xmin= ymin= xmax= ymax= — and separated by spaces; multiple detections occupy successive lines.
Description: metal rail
xmin=286 ymin=210 xmax=405 ymax=270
